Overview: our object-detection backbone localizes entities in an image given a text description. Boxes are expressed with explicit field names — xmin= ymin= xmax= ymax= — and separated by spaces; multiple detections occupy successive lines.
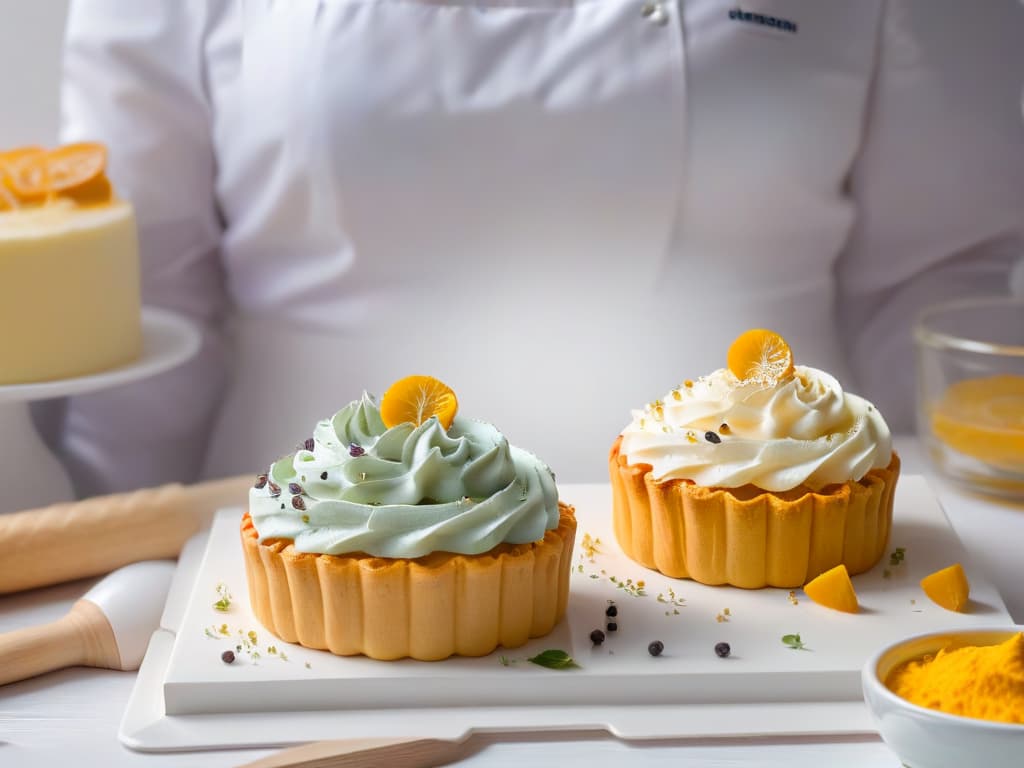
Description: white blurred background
xmin=0 ymin=1 xmax=69 ymax=147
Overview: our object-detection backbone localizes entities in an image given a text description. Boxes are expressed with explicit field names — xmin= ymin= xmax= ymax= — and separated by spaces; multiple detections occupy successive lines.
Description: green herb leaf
xmin=527 ymin=649 xmax=581 ymax=670
xmin=781 ymin=633 xmax=809 ymax=651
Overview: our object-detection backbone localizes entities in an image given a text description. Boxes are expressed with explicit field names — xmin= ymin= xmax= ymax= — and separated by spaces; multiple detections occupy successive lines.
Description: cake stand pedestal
xmin=0 ymin=307 xmax=200 ymax=514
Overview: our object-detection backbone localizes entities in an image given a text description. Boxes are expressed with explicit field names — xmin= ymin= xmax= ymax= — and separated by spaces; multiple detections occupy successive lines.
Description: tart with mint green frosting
xmin=241 ymin=375 xmax=576 ymax=661
xmin=609 ymin=330 xmax=899 ymax=589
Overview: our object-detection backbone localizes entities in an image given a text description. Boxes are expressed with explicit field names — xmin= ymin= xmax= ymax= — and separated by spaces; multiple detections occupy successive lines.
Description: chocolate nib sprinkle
xmin=304 ymin=437 xmax=315 ymax=452
xmin=349 ymin=443 xmax=366 ymax=457
xmin=705 ymin=431 xmax=722 ymax=444
xmin=254 ymin=474 xmax=268 ymax=489
xmin=288 ymin=482 xmax=303 ymax=495
xmin=268 ymin=481 xmax=281 ymax=497
xmin=292 ymin=495 xmax=306 ymax=511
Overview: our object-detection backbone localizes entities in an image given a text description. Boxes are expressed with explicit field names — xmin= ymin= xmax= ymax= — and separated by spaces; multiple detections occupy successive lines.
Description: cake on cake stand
xmin=0 ymin=307 xmax=200 ymax=514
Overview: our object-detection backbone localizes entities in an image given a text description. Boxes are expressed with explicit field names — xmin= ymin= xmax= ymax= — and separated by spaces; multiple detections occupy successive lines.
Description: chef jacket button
xmin=642 ymin=1 xmax=669 ymax=25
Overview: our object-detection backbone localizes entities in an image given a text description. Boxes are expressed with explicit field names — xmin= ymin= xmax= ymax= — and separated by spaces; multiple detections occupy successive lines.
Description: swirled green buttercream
xmin=249 ymin=393 xmax=559 ymax=557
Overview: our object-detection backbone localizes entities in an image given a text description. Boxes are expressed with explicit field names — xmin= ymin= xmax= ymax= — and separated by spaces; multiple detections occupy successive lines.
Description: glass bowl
xmin=862 ymin=626 xmax=1024 ymax=768
xmin=914 ymin=296 xmax=1024 ymax=499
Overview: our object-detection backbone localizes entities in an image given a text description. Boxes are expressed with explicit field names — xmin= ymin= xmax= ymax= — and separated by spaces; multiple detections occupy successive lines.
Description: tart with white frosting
xmin=241 ymin=376 xmax=576 ymax=660
xmin=609 ymin=329 xmax=899 ymax=589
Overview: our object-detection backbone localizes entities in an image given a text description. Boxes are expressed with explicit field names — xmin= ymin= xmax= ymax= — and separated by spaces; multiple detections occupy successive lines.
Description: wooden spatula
xmin=238 ymin=729 xmax=607 ymax=768
xmin=237 ymin=737 xmax=470 ymax=768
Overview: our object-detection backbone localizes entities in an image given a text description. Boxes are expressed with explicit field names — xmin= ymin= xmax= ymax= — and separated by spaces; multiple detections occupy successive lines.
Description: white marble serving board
xmin=120 ymin=478 xmax=1011 ymax=751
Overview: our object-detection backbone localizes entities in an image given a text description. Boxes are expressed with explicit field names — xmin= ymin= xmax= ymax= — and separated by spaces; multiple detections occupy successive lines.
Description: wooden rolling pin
xmin=0 ymin=475 xmax=252 ymax=595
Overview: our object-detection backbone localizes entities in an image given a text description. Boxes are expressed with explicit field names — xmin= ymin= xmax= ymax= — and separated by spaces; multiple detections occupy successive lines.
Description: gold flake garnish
xmin=684 ymin=380 xmax=694 ymax=388
xmin=686 ymin=432 xmax=698 ymax=444
xmin=213 ymin=583 xmax=232 ymax=612
xmin=672 ymin=389 xmax=682 ymax=401
xmin=580 ymin=533 xmax=602 ymax=562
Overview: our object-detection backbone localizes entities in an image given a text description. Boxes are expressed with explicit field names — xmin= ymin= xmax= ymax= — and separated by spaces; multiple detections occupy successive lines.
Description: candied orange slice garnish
xmin=60 ymin=173 xmax=113 ymax=206
xmin=931 ymin=375 xmax=1024 ymax=471
xmin=0 ymin=146 xmax=45 ymax=173
xmin=0 ymin=187 xmax=16 ymax=211
xmin=7 ymin=142 xmax=107 ymax=199
xmin=1 ymin=146 xmax=46 ymax=202
xmin=727 ymin=328 xmax=795 ymax=385
xmin=44 ymin=142 xmax=108 ymax=192
xmin=380 ymin=375 xmax=459 ymax=430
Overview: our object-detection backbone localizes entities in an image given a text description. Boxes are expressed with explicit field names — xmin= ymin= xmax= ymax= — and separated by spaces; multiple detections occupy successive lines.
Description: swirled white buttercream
xmin=618 ymin=367 xmax=892 ymax=492
xmin=248 ymin=393 xmax=560 ymax=557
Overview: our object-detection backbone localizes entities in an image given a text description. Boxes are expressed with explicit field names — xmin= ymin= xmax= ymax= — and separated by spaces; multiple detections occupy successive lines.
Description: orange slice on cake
xmin=6 ymin=142 xmax=109 ymax=202
xmin=0 ymin=146 xmax=46 ymax=203
xmin=380 ymin=375 xmax=459 ymax=430
xmin=727 ymin=328 xmax=795 ymax=385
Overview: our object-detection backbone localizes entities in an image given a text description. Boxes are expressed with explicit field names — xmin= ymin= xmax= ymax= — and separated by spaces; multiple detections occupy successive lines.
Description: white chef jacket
xmin=49 ymin=0 xmax=1024 ymax=494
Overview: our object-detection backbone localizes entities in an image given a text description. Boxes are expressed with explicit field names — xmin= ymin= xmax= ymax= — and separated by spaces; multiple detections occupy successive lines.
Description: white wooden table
xmin=2 ymin=437 xmax=1021 ymax=768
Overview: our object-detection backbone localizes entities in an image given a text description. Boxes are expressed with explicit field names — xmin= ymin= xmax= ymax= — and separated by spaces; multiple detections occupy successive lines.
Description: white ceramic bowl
xmin=862 ymin=626 xmax=1024 ymax=768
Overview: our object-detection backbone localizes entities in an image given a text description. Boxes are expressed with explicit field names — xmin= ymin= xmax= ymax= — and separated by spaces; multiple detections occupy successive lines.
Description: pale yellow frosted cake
xmin=0 ymin=144 xmax=141 ymax=385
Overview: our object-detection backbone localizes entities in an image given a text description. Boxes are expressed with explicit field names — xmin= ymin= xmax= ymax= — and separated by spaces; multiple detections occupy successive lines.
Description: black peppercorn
xmin=648 ymin=640 xmax=664 ymax=657
xmin=605 ymin=604 xmax=618 ymax=618
xmin=320 ymin=471 xmax=328 ymax=480
xmin=704 ymin=431 xmax=722 ymax=444
xmin=590 ymin=629 xmax=605 ymax=645
xmin=221 ymin=650 xmax=235 ymax=664
xmin=715 ymin=642 xmax=731 ymax=658
xmin=606 ymin=621 xmax=618 ymax=632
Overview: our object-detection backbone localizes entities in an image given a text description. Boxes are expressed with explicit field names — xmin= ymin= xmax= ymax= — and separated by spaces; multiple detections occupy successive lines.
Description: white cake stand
xmin=0 ymin=307 xmax=201 ymax=514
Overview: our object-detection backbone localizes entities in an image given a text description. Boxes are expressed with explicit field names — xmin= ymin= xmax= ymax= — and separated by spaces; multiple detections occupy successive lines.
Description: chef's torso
xmin=201 ymin=0 xmax=883 ymax=480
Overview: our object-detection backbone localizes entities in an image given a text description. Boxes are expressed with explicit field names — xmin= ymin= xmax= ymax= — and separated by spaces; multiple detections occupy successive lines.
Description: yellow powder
xmin=886 ymin=632 xmax=1024 ymax=724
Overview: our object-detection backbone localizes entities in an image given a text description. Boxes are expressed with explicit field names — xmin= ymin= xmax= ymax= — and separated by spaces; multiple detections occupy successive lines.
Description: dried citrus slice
xmin=726 ymin=328 xmax=795 ymax=385
xmin=380 ymin=375 xmax=459 ymax=430
xmin=931 ymin=375 xmax=1024 ymax=472
xmin=7 ymin=142 xmax=107 ymax=198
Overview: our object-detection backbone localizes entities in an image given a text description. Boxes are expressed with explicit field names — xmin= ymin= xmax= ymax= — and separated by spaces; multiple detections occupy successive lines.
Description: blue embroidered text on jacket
xmin=728 ymin=8 xmax=798 ymax=33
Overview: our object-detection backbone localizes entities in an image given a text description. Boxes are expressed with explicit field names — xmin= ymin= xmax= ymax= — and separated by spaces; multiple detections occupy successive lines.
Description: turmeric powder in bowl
xmin=886 ymin=632 xmax=1024 ymax=724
